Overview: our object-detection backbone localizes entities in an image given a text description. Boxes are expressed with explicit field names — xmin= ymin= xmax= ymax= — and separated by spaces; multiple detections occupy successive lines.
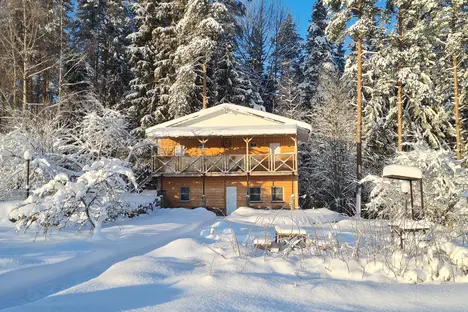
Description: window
xmin=175 ymin=145 xmax=185 ymax=156
xmin=249 ymin=142 xmax=257 ymax=148
xmin=249 ymin=187 xmax=261 ymax=202
xmin=180 ymin=186 xmax=190 ymax=202
xmin=271 ymin=186 xmax=284 ymax=202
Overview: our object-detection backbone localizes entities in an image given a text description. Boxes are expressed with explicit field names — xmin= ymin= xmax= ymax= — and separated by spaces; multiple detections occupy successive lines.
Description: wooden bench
xmin=274 ymin=225 xmax=307 ymax=244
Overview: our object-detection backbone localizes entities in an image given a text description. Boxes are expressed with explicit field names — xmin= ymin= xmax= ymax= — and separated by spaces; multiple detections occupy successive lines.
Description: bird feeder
xmin=383 ymin=164 xmax=425 ymax=219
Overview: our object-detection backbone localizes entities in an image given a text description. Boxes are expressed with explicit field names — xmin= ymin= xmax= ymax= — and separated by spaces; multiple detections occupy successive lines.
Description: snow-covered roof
xmin=383 ymin=165 xmax=423 ymax=181
xmin=145 ymin=103 xmax=312 ymax=141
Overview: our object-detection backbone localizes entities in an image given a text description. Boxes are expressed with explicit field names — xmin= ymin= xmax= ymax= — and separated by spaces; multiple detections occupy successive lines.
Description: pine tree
xmin=303 ymin=79 xmax=355 ymax=212
xmin=126 ymin=0 xmax=158 ymax=129
xmin=300 ymin=0 xmax=336 ymax=109
xmin=274 ymin=13 xmax=304 ymax=118
xmin=167 ymin=0 xmax=224 ymax=118
xmin=210 ymin=0 xmax=262 ymax=108
xmin=73 ymin=0 xmax=133 ymax=106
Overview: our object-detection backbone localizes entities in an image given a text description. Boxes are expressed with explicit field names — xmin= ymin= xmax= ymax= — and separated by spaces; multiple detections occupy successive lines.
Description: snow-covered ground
xmin=1 ymin=205 xmax=468 ymax=311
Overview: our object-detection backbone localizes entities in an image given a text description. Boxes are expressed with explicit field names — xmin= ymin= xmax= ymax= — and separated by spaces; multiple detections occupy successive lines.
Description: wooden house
xmin=145 ymin=104 xmax=312 ymax=215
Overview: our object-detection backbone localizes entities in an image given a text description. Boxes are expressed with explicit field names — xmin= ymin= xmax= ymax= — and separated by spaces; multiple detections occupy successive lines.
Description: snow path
xmin=0 ymin=209 xmax=216 ymax=310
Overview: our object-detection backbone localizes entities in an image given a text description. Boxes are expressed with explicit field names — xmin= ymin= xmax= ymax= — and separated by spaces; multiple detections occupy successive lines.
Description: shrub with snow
xmin=0 ymin=120 xmax=79 ymax=201
xmin=365 ymin=142 xmax=468 ymax=239
xmin=12 ymin=158 xmax=137 ymax=237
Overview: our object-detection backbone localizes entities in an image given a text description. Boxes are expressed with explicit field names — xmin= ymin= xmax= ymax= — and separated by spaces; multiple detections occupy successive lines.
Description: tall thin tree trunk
xmin=452 ymin=8 xmax=462 ymax=160
xmin=355 ymin=0 xmax=363 ymax=217
xmin=22 ymin=0 xmax=28 ymax=114
xmin=57 ymin=0 xmax=63 ymax=115
xmin=202 ymin=63 xmax=207 ymax=109
xmin=397 ymin=5 xmax=404 ymax=152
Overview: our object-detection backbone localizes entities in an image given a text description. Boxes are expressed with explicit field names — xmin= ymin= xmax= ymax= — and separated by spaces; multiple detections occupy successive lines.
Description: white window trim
xmin=271 ymin=186 xmax=284 ymax=202
xmin=249 ymin=187 xmax=262 ymax=203
xmin=180 ymin=186 xmax=190 ymax=202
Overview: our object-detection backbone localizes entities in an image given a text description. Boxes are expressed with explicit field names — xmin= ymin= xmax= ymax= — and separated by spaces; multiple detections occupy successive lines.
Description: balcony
xmin=151 ymin=154 xmax=297 ymax=176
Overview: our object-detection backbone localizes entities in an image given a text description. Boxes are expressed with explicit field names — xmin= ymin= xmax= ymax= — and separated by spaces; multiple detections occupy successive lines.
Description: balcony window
xmin=249 ymin=142 xmax=257 ymax=148
xmin=180 ymin=186 xmax=190 ymax=202
xmin=175 ymin=145 xmax=185 ymax=156
xmin=271 ymin=186 xmax=284 ymax=202
xmin=249 ymin=187 xmax=261 ymax=202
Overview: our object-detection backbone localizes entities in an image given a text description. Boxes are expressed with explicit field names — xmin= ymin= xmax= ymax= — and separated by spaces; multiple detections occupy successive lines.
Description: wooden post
xmin=202 ymin=63 xmax=207 ymax=110
xmin=452 ymin=9 xmax=462 ymax=160
xmin=355 ymin=0 xmax=363 ymax=217
xmin=397 ymin=4 xmax=404 ymax=152
xmin=243 ymin=137 xmax=252 ymax=206
xmin=292 ymin=136 xmax=298 ymax=172
xmin=198 ymin=138 xmax=209 ymax=207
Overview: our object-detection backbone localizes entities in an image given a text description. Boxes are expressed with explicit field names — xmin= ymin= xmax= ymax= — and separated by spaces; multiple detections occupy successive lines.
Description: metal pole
xmin=25 ymin=159 xmax=30 ymax=199
xmin=409 ymin=180 xmax=414 ymax=219
xmin=420 ymin=180 xmax=425 ymax=218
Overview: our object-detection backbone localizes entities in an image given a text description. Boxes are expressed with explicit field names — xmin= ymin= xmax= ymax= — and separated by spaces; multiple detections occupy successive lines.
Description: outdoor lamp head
xmin=23 ymin=150 xmax=32 ymax=160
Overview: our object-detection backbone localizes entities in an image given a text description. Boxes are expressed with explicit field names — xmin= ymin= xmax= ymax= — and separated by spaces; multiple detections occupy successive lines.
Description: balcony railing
xmin=152 ymin=153 xmax=296 ymax=175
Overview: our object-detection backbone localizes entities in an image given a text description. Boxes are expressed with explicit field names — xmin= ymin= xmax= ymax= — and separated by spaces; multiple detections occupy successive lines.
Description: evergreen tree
xmin=167 ymin=0 xmax=224 ymax=118
xmin=73 ymin=0 xmax=133 ymax=106
xmin=300 ymin=0 xmax=336 ymax=109
xmin=274 ymin=13 xmax=303 ymax=118
xmin=210 ymin=0 xmax=262 ymax=108
xmin=126 ymin=0 xmax=158 ymax=129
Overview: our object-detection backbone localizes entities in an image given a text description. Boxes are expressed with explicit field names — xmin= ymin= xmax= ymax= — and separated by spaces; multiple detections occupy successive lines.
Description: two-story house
xmin=145 ymin=103 xmax=311 ymax=215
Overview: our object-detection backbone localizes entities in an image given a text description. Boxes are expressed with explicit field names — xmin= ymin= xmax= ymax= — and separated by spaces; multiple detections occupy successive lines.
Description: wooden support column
xmin=243 ymin=137 xmax=253 ymax=206
xmin=198 ymin=138 xmax=209 ymax=207
xmin=291 ymin=136 xmax=298 ymax=173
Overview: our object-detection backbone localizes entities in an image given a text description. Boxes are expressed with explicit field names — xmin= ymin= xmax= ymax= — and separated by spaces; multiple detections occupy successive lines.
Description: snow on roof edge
xmin=145 ymin=103 xmax=312 ymax=133
xmin=146 ymin=124 xmax=299 ymax=138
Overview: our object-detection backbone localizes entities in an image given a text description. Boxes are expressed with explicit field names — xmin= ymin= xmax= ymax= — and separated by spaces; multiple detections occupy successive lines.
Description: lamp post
xmin=23 ymin=150 xmax=32 ymax=199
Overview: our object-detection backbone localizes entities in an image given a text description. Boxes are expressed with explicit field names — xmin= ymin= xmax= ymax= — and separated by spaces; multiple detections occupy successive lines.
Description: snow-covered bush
xmin=73 ymin=108 xmax=134 ymax=161
xmin=364 ymin=142 xmax=468 ymax=239
xmin=12 ymin=158 xmax=137 ymax=237
xmin=0 ymin=120 xmax=80 ymax=200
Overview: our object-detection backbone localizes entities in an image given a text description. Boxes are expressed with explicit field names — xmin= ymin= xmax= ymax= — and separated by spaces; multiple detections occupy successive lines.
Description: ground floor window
xmin=180 ymin=186 xmax=190 ymax=202
xmin=249 ymin=187 xmax=261 ymax=202
xmin=271 ymin=186 xmax=284 ymax=202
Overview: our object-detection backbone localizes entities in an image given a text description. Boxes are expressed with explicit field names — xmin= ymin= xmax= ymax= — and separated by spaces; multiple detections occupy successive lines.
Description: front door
xmin=226 ymin=186 xmax=237 ymax=215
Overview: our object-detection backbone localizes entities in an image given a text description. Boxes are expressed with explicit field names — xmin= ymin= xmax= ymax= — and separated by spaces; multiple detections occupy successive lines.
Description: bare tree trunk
xmin=452 ymin=9 xmax=462 ymax=160
xmin=355 ymin=0 xmax=363 ymax=217
xmin=57 ymin=0 xmax=64 ymax=115
xmin=22 ymin=0 xmax=28 ymax=114
xmin=202 ymin=63 xmax=207 ymax=109
xmin=397 ymin=5 xmax=404 ymax=152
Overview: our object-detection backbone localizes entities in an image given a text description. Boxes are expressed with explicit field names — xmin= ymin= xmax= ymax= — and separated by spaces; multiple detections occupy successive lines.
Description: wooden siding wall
xmin=163 ymin=175 xmax=299 ymax=212
xmin=157 ymin=136 xmax=295 ymax=156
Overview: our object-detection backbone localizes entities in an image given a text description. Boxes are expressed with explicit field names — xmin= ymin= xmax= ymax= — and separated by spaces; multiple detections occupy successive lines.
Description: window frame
xmin=180 ymin=186 xmax=190 ymax=202
xmin=249 ymin=187 xmax=262 ymax=203
xmin=271 ymin=186 xmax=284 ymax=202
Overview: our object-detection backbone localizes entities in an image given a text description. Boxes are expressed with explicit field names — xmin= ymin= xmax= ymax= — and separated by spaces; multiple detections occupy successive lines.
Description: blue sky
xmin=282 ymin=0 xmax=315 ymax=38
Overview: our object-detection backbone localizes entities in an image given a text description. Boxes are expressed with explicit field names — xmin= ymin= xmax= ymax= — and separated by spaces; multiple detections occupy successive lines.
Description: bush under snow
xmin=12 ymin=158 xmax=137 ymax=237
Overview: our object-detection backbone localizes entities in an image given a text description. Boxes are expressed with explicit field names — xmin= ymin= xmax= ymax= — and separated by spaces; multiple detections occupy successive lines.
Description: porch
xmin=151 ymin=153 xmax=297 ymax=176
